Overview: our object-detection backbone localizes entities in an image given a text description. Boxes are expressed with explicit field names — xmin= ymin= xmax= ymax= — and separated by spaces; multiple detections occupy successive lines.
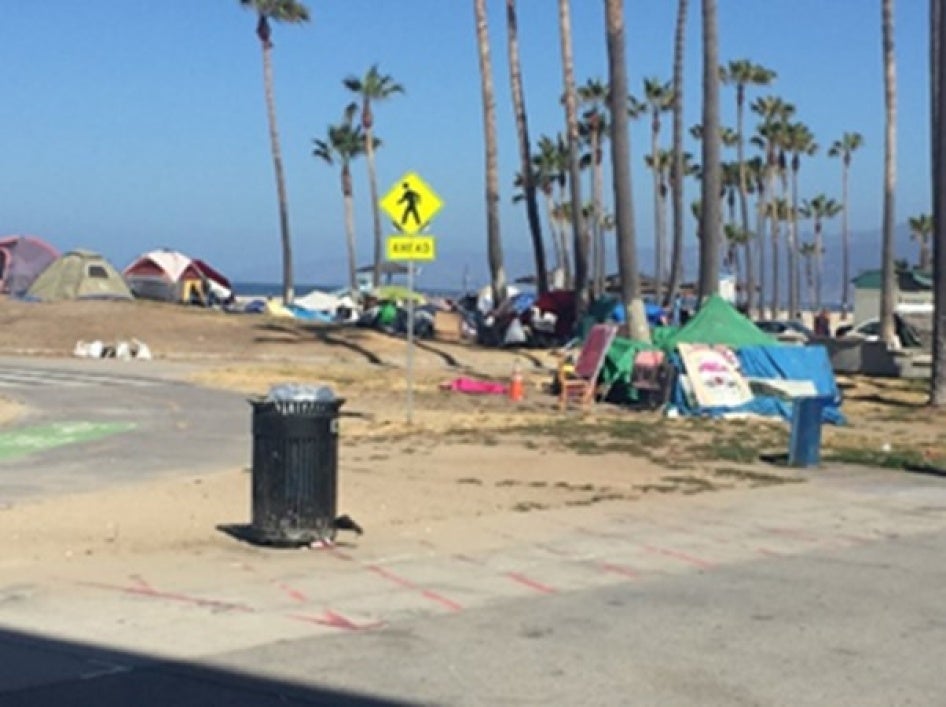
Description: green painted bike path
xmin=0 ymin=421 xmax=137 ymax=461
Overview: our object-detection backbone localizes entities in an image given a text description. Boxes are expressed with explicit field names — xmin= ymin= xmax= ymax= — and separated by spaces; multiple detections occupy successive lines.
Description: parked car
xmin=835 ymin=315 xmax=923 ymax=347
xmin=754 ymin=319 xmax=815 ymax=343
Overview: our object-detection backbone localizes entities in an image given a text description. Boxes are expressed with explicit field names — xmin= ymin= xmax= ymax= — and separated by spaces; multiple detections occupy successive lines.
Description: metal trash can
xmin=249 ymin=392 xmax=344 ymax=545
xmin=788 ymin=395 xmax=832 ymax=468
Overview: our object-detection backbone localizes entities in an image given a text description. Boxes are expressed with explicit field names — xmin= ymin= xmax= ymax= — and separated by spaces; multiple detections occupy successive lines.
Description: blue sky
xmin=0 ymin=1 xmax=932 ymax=290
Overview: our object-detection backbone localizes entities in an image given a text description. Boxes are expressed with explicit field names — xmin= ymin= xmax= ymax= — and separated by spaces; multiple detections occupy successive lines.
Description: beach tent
xmin=0 ymin=235 xmax=59 ymax=296
xmin=27 ymin=250 xmax=133 ymax=301
xmin=123 ymin=249 xmax=232 ymax=304
xmin=660 ymin=295 xmax=776 ymax=350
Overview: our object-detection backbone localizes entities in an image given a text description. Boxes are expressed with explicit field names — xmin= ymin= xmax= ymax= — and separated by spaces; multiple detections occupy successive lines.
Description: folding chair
xmin=558 ymin=323 xmax=619 ymax=410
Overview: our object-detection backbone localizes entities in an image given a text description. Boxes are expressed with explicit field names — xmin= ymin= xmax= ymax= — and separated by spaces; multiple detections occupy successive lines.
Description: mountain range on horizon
xmin=234 ymin=221 xmax=925 ymax=300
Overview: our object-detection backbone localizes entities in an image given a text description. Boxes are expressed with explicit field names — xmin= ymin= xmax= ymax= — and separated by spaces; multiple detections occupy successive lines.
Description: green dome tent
xmin=26 ymin=250 xmax=133 ymax=302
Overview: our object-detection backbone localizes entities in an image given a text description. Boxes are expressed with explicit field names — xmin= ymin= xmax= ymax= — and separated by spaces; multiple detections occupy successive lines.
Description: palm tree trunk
xmin=506 ymin=0 xmax=548 ymax=294
xmin=815 ymin=222 xmax=824 ymax=309
xmin=364 ymin=129 xmax=383 ymax=289
xmin=841 ymin=162 xmax=851 ymax=317
xmin=771 ymin=200 xmax=780 ymax=316
xmin=605 ymin=0 xmax=649 ymax=341
xmin=667 ymin=0 xmax=688 ymax=307
xmin=756 ymin=196 xmax=767 ymax=318
xmin=474 ymin=0 xmax=507 ymax=306
xmin=594 ymin=141 xmax=606 ymax=296
xmin=652 ymin=123 xmax=663 ymax=302
xmin=697 ymin=0 xmax=722 ymax=301
xmin=543 ymin=191 xmax=563 ymax=277
xmin=556 ymin=183 xmax=574 ymax=287
xmin=789 ymin=170 xmax=800 ymax=317
xmin=931 ymin=0 xmax=946 ymax=405
xmin=880 ymin=0 xmax=898 ymax=345
xmin=736 ymin=93 xmax=754 ymax=313
xmin=260 ymin=38 xmax=294 ymax=304
xmin=342 ymin=168 xmax=358 ymax=293
xmin=559 ymin=0 xmax=588 ymax=315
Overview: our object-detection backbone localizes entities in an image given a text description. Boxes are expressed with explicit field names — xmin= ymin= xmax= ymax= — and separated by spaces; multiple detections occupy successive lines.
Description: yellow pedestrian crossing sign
xmin=380 ymin=171 xmax=443 ymax=235
xmin=387 ymin=235 xmax=437 ymax=262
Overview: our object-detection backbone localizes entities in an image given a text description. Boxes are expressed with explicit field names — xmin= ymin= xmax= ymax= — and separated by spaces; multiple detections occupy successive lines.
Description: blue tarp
xmin=668 ymin=344 xmax=845 ymax=425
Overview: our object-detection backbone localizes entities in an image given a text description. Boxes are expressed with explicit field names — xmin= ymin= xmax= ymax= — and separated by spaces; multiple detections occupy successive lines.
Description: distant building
xmin=852 ymin=269 xmax=932 ymax=323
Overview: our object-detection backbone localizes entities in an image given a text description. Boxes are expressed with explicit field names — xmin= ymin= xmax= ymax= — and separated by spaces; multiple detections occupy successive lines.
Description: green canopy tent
xmin=660 ymin=295 xmax=776 ymax=351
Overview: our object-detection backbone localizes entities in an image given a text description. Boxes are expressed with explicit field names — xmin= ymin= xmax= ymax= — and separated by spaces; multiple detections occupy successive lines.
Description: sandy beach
xmin=0 ymin=296 xmax=943 ymax=582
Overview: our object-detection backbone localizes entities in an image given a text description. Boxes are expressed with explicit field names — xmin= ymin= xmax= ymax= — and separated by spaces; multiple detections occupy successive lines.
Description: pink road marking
xmin=366 ymin=565 xmax=463 ymax=613
xmin=291 ymin=610 xmax=383 ymax=632
xmin=505 ymin=572 xmax=556 ymax=595
xmin=80 ymin=580 xmax=255 ymax=613
xmin=276 ymin=582 xmax=309 ymax=604
xmin=641 ymin=544 xmax=715 ymax=570
xmin=329 ymin=549 xmax=356 ymax=562
xmin=599 ymin=562 xmax=640 ymax=579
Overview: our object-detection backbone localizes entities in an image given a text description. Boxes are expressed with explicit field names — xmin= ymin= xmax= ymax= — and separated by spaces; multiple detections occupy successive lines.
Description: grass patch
xmin=823 ymin=446 xmax=928 ymax=470
xmin=712 ymin=467 xmax=804 ymax=486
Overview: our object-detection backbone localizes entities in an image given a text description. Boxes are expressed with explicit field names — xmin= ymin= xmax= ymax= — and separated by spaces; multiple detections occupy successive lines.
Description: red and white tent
xmin=123 ymin=249 xmax=232 ymax=303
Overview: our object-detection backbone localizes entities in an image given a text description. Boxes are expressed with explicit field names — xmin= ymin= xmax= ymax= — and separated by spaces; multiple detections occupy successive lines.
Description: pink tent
xmin=0 ymin=235 xmax=60 ymax=296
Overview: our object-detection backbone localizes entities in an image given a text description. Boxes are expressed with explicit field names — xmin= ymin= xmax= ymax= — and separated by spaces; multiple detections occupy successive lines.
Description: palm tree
xmin=747 ymin=156 xmax=767 ymax=316
xmin=605 ymin=0 xmax=649 ymax=341
xmin=784 ymin=121 xmax=818 ymax=317
xmin=473 ymin=0 xmax=506 ymax=306
xmin=720 ymin=60 xmax=776 ymax=315
xmin=643 ymin=78 xmax=675 ymax=301
xmin=828 ymin=132 xmax=864 ymax=318
xmin=645 ymin=148 xmax=673 ymax=289
xmin=239 ymin=0 xmax=310 ymax=304
xmin=343 ymin=65 xmax=404 ymax=289
xmin=698 ymin=0 xmax=722 ymax=301
xmin=533 ymin=135 xmax=571 ymax=284
xmin=312 ymin=103 xmax=373 ymax=294
xmin=880 ymin=0 xmax=897 ymax=345
xmin=559 ymin=0 xmax=588 ymax=314
xmin=909 ymin=214 xmax=933 ymax=271
xmin=932 ymin=0 xmax=946 ymax=406
xmin=799 ymin=195 xmax=842 ymax=309
xmin=764 ymin=197 xmax=792 ymax=315
xmin=578 ymin=78 xmax=610 ymax=296
xmin=798 ymin=242 xmax=818 ymax=309
xmin=751 ymin=98 xmax=794 ymax=314
xmin=505 ymin=0 xmax=547 ymax=294
xmin=668 ymin=0 xmax=688 ymax=307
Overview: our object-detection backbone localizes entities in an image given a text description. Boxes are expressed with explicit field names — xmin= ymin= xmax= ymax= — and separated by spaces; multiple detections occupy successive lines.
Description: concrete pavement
xmin=1 ymin=463 xmax=945 ymax=704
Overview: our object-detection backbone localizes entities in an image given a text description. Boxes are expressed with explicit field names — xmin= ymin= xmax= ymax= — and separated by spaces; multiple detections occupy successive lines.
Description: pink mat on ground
xmin=440 ymin=377 xmax=508 ymax=395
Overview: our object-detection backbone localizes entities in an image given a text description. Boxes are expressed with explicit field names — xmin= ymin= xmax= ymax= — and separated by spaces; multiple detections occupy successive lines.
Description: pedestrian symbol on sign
xmin=398 ymin=182 xmax=422 ymax=228
xmin=380 ymin=172 xmax=443 ymax=235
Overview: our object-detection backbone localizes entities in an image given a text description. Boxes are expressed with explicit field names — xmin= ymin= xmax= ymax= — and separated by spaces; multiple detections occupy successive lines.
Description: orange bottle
xmin=509 ymin=360 xmax=524 ymax=402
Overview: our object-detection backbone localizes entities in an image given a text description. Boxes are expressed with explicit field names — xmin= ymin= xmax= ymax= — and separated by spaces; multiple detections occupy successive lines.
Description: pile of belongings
xmin=590 ymin=295 xmax=845 ymax=425
xmin=73 ymin=339 xmax=152 ymax=360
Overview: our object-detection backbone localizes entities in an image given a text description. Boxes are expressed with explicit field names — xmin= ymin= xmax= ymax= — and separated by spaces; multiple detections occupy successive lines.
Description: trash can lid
xmin=265 ymin=383 xmax=335 ymax=403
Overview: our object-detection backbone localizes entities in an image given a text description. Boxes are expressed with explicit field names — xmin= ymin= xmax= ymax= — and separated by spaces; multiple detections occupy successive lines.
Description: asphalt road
xmin=0 ymin=356 xmax=249 ymax=500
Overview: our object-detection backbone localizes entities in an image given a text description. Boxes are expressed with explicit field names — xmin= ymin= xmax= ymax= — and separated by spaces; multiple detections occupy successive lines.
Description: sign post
xmin=380 ymin=172 xmax=443 ymax=425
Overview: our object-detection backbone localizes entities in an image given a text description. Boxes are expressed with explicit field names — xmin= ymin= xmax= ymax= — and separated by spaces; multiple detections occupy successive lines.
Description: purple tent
xmin=0 ymin=235 xmax=60 ymax=296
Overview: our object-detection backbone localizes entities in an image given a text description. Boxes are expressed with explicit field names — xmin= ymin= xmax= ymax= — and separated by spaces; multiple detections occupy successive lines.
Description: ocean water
xmin=233 ymin=282 xmax=466 ymax=300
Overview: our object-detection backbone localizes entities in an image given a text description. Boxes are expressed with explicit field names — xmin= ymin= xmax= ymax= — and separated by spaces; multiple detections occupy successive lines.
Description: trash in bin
xmin=245 ymin=384 xmax=362 ymax=546
xmin=788 ymin=395 xmax=833 ymax=468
